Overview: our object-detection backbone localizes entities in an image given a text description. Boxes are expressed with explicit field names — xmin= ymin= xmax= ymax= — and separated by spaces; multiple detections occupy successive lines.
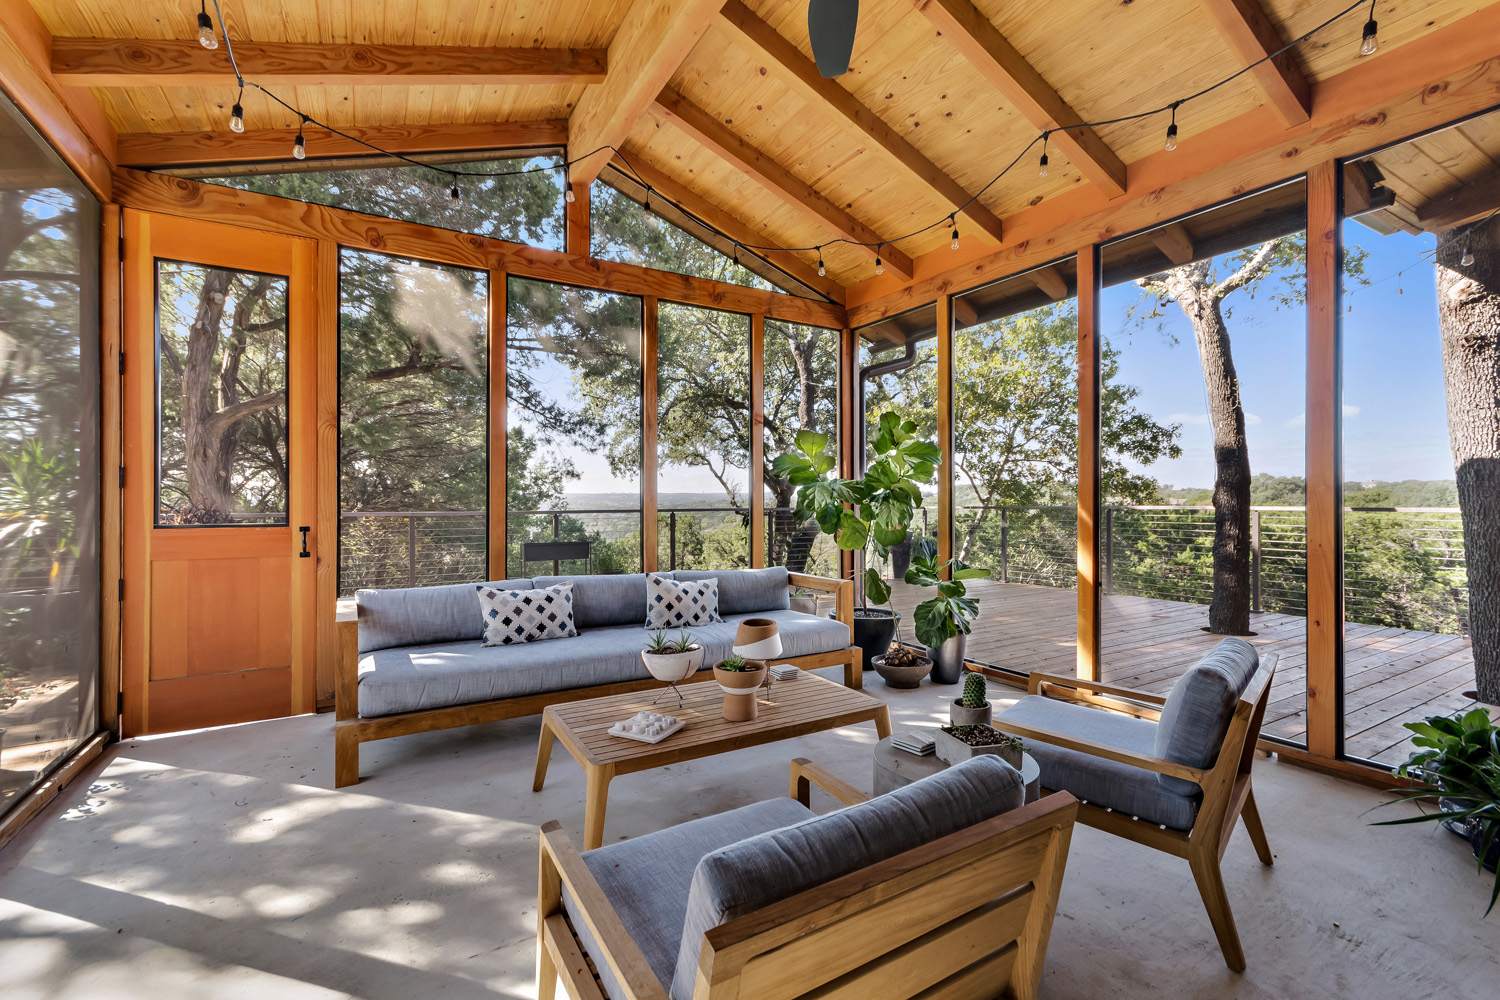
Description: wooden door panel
xmin=146 ymin=668 xmax=294 ymax=734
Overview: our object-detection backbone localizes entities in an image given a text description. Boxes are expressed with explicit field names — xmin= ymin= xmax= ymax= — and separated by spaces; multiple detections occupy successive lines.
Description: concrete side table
xmin=874 ymin=735 xmax=1041 ymax=803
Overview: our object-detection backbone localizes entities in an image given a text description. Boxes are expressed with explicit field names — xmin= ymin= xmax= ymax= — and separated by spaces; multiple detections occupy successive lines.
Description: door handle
xmin=299 ymin=526 xmax=311 ymax=558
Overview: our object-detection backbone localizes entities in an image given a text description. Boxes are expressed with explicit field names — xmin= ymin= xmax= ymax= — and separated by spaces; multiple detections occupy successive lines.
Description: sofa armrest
xmin=336 ymin=615 xmax=359 ymax=721
xmin=789 ymin=757 xmax=870 ymax=808
xmin=787 ymin=572 xmax=854 ymax=632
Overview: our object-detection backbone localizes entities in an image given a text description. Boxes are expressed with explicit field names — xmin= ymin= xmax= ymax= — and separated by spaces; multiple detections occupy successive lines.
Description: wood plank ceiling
xmin=32 ymin=0 xmax=1494 ymax=290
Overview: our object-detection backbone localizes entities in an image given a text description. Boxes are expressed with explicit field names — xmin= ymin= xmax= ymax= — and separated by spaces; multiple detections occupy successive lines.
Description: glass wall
xmin=948 ymin=261 xmax=1079 ymax=676
xmin=1098 ymin=181 xmax=1309 ymax=745
xmin=656 ymin=302 xmax=751 ymax=570
xmin=338 ymin=251 xmax=488 ymax=593
xmin=506 ymin=278 xmax=643 ymax=576
xmin=0 ymin=94 xmax=100 ymax=813
xmin=1340 ymin=112 xmax=1500 ymax=765
xmin=763 ymin=320 xmax=840 ymax=576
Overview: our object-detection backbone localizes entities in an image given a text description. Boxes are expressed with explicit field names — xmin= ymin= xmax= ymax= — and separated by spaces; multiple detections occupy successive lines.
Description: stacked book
xmin=769 ymin=663 xmax=800 ymax=681
xmin=891 ymin=731 xmax=936 ymax=756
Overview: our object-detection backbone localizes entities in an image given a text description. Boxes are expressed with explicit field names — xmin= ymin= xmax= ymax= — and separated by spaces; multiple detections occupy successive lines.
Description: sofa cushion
xmin=999 ymin=694 xmax=1199 ymax=830
xmin=669 ymin=755 xmax=1025 ymax=999
xmin=477 ymin=582 xmax=576 ymax=646
xmin=683 ymin=609 xmax=849 ymax=665
xmin=1154 ymin=638 xmax=1259 ymax=795
xmin=564 ymin=797 xmax=814 ymax=1000
xmin=645 ymin=574 xmax=723 ymax=629
xmin=671 ymin=567 xmax=790 ymax=616
xmin=355 ymin=578 xmax=533 ymax=653
xmin=532 ymin=574 xmax=648 ymax=629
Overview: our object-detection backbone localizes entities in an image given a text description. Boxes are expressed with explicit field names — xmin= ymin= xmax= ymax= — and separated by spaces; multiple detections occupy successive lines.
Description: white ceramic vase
xmin=641 ymin=645 xmax=704 ymax=682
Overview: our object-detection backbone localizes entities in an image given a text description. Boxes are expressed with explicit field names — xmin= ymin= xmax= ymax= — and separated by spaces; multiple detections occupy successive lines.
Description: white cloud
xmin=1343 ymin=403 xmax=1361 ymax=417
xmin=1287 ymin=413 xmax=1306 ymax=427
xmin=1245 ymin=412 xmax=1262 ymax=426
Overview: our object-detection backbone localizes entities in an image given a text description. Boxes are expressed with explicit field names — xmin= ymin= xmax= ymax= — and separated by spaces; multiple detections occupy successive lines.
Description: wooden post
xmin=490 ymin=268 xmax=508 ymax=580
xmin=642 ymin=296 xmax=659 ymax=573
xmin=840 ymin=325 xmax=857 ymax=582
xmin=315 ymin=239 xmax=340 ymax=707
xmin=99 ymin=202 xmax=122 ymax=734
xmin=565 ymin=182 xmax=590 ymax=256
xmin=1076 ymin=244 xmax=1102 ymax=681
xmin=936 ymin=295 xmax=954 ymax=578
xmin=1306 ymin=159 xmax=1343 ymax=759
xmin=749 ymin=312 xmax=766 ymax=567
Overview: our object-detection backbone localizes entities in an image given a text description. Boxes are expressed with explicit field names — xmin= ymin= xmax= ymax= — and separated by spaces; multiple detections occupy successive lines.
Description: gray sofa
xmin=333 ymin=567 xmax=859 ymax=787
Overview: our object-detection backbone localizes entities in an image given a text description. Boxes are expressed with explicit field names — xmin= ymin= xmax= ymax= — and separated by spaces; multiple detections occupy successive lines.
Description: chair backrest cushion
xmin=1153 ymin=637 xmax=1260 ymax=795
xmin=356 ymin=579 xmax=532 ymax=653
xmin=531 ymin=574 xmax=647 ymax=629
xmin=667 ymin=755 xmax=1024 ymax=1000
xmin=672 ymin=566 xmax=790 ymax=616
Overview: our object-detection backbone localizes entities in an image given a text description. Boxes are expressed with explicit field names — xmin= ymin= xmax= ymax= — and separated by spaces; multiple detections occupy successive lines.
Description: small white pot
xmin=641 ymin=645 xmax=704 ymax=682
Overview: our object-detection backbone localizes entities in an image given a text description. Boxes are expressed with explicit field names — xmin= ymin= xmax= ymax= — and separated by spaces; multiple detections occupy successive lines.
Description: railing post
xmin=1000 ymin=507 xmax=1009 ymax=584
xmin=1104 ymin=507 xmax=1114 ymax=595
xmin=551 ymin=512 xmax=561 ymax=575
xmin=1252 ymin=509 xmax=1263 ymax=613
xmin=407 ymin=515 xmax=417 ymax=588
xmin=669 ymin=512 xmax=678 ymax=571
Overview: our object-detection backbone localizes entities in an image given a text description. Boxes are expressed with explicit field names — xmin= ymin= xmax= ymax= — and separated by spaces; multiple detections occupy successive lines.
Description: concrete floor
xmin=0 ymin=667 xmax=1495 ymax=999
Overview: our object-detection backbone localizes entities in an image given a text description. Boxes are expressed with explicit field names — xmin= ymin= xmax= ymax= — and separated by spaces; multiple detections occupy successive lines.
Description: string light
xmin=1038 ymin=132 xmax=1050 ymax=178
xmin=563 ymin=164 xmax=575 ymax=203
xmin=1461 ymin=243 xmax=1475 ymax=267
xmin=197 ymin=2 xmax=218 ymax=49
xmin=950 ymin=216 xmax=960 ymax=251
xmin=229 ymin=86 xmax=244 ymax=133
xmin=449 ymin=180 xmax=461 ymax=204
xmin=1361 ymin=0 xmax=1379 ymax=55
xmin=817 ymin=250 xmax=826 ymax=277
xmin=292 ymin=116 xmax=307 ymax=160
xmin=875 ymin=245 xmax=884 ymax=277
xmin=1164 ymin=103 xmax=1180 ymax=152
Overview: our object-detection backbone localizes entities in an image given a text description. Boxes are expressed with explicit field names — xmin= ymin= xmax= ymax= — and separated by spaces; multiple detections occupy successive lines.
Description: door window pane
xmin=156 ymin=261 xmax=288 ymax=525
xmin=763 ymin=321 xmax=840 ymax=575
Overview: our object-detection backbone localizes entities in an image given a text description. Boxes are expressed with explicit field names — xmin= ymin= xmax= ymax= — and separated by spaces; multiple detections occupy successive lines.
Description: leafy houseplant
xmin=905 ymin=536 xmax=986 ymax=683
xmin=950 ymin=671 xmax=992 ymax=727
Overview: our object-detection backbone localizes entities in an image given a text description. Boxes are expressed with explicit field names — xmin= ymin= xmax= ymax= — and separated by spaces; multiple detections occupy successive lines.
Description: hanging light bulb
xmin=1461 ymin=244 xmax=1475 ymax=267
xmin=449 ymin=180 xmax=461 ymax=204
xmin=817 ymin=251 xmax=826 ymax=277
xmin=950 ymin=217 xmax=960 ymax=251
xmin=1038 ymin=132 xmax=1050 ymax=178
xmin=1164 ymin=104 xmax=1180 ymax=152
xmin=564 ymin=186 xmax=576 ymax=203
xmin=292 ymin=120 xmax=306 ymax=160
xmin=1361 ymin=0 xmax=1379 ymax=56
xmin=642 ymin=188 xmax=652 ymax=216
xmin=229 ymin=102 xmax=244 ymax=134
xmin=197 ymin=3 xmax=218 ymax=49
xmin=875 ymin=246 xmax=884 ymax=277
xmin=562 ymin=164 xmax=575 ymax=202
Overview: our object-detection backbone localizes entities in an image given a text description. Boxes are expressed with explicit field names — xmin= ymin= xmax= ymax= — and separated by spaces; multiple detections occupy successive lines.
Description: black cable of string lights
xmin=203 ymin=0 xmax=1388 ymax=274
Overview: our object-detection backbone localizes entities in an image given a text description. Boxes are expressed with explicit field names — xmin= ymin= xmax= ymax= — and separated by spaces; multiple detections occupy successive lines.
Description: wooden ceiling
xmin=1350 ymin=111 xmax=1500 ymax=235
xmin=29 ymin=0 xmax=1495 ymax=291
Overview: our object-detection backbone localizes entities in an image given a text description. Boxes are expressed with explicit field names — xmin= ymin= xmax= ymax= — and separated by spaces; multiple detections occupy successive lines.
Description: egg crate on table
xmin=607 ymin=711 xmax=686 ymax=744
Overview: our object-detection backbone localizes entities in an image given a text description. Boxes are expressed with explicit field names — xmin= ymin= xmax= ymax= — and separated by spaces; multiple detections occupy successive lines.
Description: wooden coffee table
xmin=532 ymin=671 xmax=892 ymax=849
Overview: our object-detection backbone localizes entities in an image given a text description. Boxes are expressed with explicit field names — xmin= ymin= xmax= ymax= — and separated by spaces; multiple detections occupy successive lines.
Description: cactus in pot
xmin=950 ymin=671 xmax=992 ymax=727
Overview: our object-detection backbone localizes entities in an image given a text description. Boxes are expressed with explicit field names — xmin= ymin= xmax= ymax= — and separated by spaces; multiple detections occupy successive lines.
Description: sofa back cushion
xmin=1153 ymin=637 xmax=1260 ymax=795
xmin=356 ymin=579 xmax=533 ymax=653
xmin=671 ymin=566 xmax=790 ymax=616
xmin=667 ymin=755 xmax=1024 ymax=1000
xmin=531 ymin=574 xmax=647 ymax=629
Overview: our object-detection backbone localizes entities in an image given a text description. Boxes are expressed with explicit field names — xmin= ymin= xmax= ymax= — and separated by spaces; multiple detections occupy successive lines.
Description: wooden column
xmin=749 ymin=312 xmax=766 ymax=567
xmin=936 ymin=295 xmax=954 ymax=577
xmin=99 ymin=203 xmax=122 ymax=735
xmin=1306 ymin=159 xmax=1344 ymax=759
xmin=565 ymin=182 xmax=590 ymax=256
xmin=1076 ymin=244 xmax=1102 ymax=681
xmin=840 ymin=325 xmax=857 ymax=582
xmin=641 ymin=296 xmax=659 ymax=573
xmin=489 ymin=268 xmax=508 ymax=580
xmin=314 ymin=239 xmax=340 ymax=707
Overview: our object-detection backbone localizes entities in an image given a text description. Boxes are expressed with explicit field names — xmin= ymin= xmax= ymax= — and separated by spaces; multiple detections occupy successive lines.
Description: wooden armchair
xmin=538 ymin=757 xmax=1078 ymax=1000
xmin=993 ymin=642 xmax=1278 ymax=972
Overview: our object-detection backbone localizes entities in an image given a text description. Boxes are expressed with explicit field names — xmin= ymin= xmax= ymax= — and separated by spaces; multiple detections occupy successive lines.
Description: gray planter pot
xmin=934 ymin=725 xmax=1022 ymax=768
xmin=925 ymin=633 xmax=969 ymax=684
xmin=789 ymin=595 xmax=818 ymax=615
xmin=949 ymin=699 xmax=992 ymax=727
xmin=871 ymin=653 xmax=932 ymax=689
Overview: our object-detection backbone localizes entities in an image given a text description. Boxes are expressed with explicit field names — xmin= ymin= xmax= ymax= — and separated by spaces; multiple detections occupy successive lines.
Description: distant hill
xmin=1159 ymin=476 xmax=1458 ymax=508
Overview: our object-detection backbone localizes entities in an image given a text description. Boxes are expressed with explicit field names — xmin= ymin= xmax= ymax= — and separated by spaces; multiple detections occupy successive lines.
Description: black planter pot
xmin=1467 ymin=819 xmax=1500 ymax=873
xmin=849 ymin=608 xmax=899 ymax=669
xmin=889 ymin=540 xmax=912 ymax=581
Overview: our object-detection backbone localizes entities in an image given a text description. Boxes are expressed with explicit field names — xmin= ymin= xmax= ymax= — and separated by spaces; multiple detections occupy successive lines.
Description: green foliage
xmin=962 ymin=671 xmax=988 ymax=709
xmin=904 ymin=536 xmax=985 ymax=649
xmin=718 ymin=653 xmax=750 ymax=671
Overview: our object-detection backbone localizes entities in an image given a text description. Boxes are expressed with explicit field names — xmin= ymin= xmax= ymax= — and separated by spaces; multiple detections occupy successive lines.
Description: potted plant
xmin=788 ymin=588 xmax=819 ymax=615
xmin=904 ymin=537 xmax=986 ymax=684
xmin=950 ymin=671 xmax=992 ymax=727
xmin=771 ymin=415 xmax=940 ymax=674
xmin=872 ymin=642 xmax=931 ymax=688
xmin=640 ymin=628 xmax=703 ymax=683
xmin=713 ymin=653 xmax=768 ymax=722
xmin=934 ymin=724 xmax=1023 ymax=769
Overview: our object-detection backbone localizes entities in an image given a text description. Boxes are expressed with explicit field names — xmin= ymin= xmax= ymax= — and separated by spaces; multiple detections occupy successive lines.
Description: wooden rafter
xmin=1029 ymin=264 xmax=1069 ymax=300
xmin=913 ymin=0 xmax=1126 ymax=198
xmin=50 ymin=37 xmax=606 ymax=88
xmin=1150 ymin=222 xmax=1196 ymax=265
xmin=1199 ymin=0 xmax=1312 ymax=128
xmin=567 ymin=0 xmax=725 ymax=186
xmin=115 ymin=120 xmax=569 ymax=167
xmin=650 ymin=87 xmax=916 ymax=279
xmin=719 ymin=0 xmax=1002 ymax=244
xmin=1415 ymin=172 xmax=1500 ymax=231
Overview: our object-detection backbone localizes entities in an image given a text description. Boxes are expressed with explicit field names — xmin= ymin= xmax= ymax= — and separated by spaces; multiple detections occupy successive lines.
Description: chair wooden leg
xmin=537 ymin=938 xmax=558 ymax=1000
xmin=844 ymin=647 xmax=863 ymax=690
xmin=1240 ymin=788 xmax=1274 ymax=866
xmin=1188 ymin=850 xmax=1246 ymax=972
xmin=334 ymin=724 xmax=360 ymax=788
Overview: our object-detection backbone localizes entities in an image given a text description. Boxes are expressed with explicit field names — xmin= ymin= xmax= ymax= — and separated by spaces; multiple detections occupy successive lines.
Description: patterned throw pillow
xmin=645 ymin=574 xmax=722 ymax=629
xmin=477 ymin=581 xmax=577 ymax=646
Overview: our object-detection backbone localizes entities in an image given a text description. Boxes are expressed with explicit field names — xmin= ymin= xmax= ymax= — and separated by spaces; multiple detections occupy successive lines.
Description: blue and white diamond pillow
xmin=645 ymin=574 xmax=722 ymax=629
xmin=477 ymin=581 xmax=577 ymax=646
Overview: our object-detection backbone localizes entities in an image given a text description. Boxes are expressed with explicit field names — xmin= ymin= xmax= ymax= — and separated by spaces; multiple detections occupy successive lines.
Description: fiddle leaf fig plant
xmin=905 ymin=536 xmax=987 ymax=649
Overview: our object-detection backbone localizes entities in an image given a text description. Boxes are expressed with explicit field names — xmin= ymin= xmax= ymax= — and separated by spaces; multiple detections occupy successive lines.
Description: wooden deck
xmin=887 ymin=580 xmax=1484 ymax=767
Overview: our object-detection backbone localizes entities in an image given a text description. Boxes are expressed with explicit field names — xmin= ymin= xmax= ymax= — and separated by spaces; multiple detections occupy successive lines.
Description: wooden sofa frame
xmin=994 ymin=654 xmax=1279 ymax=972
xmin=538 ymin=758 xmax=1079 ymax=1000
xmin=334 ymin=572 xmax=860 ymax=788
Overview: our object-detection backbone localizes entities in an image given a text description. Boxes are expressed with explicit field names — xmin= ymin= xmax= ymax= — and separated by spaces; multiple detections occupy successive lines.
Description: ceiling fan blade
xmin=808 ymin=0 xmax=859 ymax=78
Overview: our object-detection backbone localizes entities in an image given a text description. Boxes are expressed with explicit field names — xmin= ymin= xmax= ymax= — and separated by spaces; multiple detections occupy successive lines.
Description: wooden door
xmin=121 ymin=212 xmax=317 ymax=736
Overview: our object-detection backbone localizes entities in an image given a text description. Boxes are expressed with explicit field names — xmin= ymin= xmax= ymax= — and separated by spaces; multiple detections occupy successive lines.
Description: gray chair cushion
xmin=564 ymin=797 xmax=814 ymax=1000
xmin=671 ymin=567 xmax=790 ymax=616
xmin=356 ymin=579 xmax=532 ymax=653
xmin=532 ymin=574 xmax=649 ymax=629
xmin=1154 ymin=638 xmax=1259 ymax=795
xmin=999 ymin=695 xmax=1199 ymax=830
xmin=669 ymin=755 xmax=1025 ymax=999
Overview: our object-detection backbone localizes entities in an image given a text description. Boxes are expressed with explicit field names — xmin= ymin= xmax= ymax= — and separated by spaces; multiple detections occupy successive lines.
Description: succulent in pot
xmin=640 ymin=628 xmax=703 ymax=683
xmin=934 ymin=724 xmax=1023 ymax=769
xmin=872 ymin=641 xmax=932 ymax=689
xmin=950 ymin=671 xmax=992 ymax=727
xmin=713 ymin=653 xmax=769 ymax=722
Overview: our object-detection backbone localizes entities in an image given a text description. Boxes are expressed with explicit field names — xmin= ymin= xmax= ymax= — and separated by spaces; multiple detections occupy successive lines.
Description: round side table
xmin=873 ymin=735 xmax=1041 ymax=803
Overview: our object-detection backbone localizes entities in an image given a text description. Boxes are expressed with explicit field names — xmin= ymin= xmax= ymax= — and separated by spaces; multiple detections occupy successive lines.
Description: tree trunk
xmin=1436 ymin=220 xmax=1500 ymax=704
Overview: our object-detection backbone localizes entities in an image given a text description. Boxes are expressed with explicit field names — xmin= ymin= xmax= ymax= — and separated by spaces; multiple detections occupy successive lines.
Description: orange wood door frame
xmin=121 ymin=210 xmax=318 ymax=736
xmin=1076 ymin=244 xmax=1102 ymax=680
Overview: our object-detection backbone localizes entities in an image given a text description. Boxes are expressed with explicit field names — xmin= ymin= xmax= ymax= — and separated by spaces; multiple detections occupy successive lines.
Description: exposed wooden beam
xmin=913 ymin=0 xmax=1126 ymax=198
xmin=1199 ymin=0 xmax=1311 ymax=128
xmin=567 ymin=0 xmax=724 ymax=186
xmin=651 ymin=87 xmax=915 ymax=279
xmin=1029 ymin=264 xmax=1069 ymax=300
xmin=1150 ymin=223 xmax=1196 ymax=265
xmin=116 ymin=120 xmax=569 ymax=167
xmin=1342 ymin=161 xmax=1396 ymax=218
xmin=613 ymin=156 xmax=847 ymax=302
xmin=719 ymin=0 xmax=1002 ymax=244
xmin=952 ymin=296 xmax=979 ymax=328
xmin=1415 ymin=172 xmax=1500 ymax=231
xmin=51 ymin=37 xmax=606 ymax=88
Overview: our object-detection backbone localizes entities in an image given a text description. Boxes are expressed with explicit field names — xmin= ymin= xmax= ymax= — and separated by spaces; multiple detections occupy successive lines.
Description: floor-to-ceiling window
xmin=506 ymin=278 xmax=643 ymax=576
xmin=338 ymin=251 xmax=488 ymax=593
xmin=1098 ymin=181 xmax=1310 ymax=745
xmin=0 ymin=94 xmax=100 ymax=812
xmin=763 ymin=320 xmax=840 ymax=576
